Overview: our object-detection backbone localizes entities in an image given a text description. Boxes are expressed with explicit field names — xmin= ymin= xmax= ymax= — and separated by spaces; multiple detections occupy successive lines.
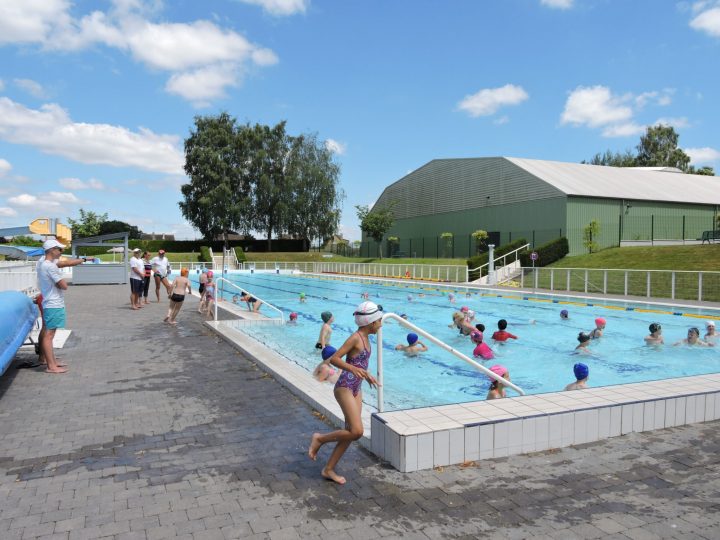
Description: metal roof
xmin=505 ymin=157 xmax=720 ymax=205
xmin=0 ymin=245 xmax=45 ymax=259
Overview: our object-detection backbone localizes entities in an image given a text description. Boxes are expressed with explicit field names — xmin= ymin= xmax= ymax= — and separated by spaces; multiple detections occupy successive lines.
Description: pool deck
xmin=2 ymin=283 xmax=720 ymax=539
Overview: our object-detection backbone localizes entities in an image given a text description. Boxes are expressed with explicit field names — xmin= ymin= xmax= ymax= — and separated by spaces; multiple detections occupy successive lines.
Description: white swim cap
xmin=354 ymin=301 xmax=383 ymax=327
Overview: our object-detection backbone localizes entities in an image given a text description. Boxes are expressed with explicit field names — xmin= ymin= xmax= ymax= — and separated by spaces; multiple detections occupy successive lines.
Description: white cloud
xmin=7 ymin=191 xmax=82 ymax=215
xmin=654 ymin=117 xmax=690 ymax=129
xmin=457 ymin=84 xmax=529 ymax=117
xmin=685 ymin=146 xmax=720 ymax=164
xmin=58 ymin=177 xmax=105 ymax=190
xmin=325 ymin=139 xmax=346 ymax=155
xmin=561 ymin=86 xmax=633 ymax=128
xmin=235 ymin=0 xmax=308 ymax=16
xmin=13 ymin=78 xmax=47 ymax=99
xmin=0 ymin=158 xmax=11 ymax=177
xmin=165 ymin=64 xmax=240 ymax=106
xmin=561 ymin=85 xmax=683 ymax=138
xmin=540 ymin=0 xmax=574 ymax=9
xmin=0 ymin=1 xmax=278 ymax=105
xmin=0 ymin=207 xmax=18 ymax=217
xmin=690 ymin=3 xmax=720 ymax=37
xmin=0 ymin=97 xmax=184 ymax=174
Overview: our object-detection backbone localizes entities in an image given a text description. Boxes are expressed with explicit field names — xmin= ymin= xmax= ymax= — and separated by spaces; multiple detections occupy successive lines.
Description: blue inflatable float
xmin=0 ymin=291 xmax=39 ymax=375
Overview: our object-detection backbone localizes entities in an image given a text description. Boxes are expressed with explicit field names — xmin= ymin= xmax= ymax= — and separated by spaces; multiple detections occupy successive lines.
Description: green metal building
xmin=366 ymin=157 xmax=720 ymax=257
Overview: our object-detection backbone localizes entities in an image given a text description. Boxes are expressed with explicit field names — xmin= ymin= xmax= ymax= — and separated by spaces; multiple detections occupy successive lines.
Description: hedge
xmin=199 ymin=246 xmax=212 ymax=263
xmin=519 ymin=237 xmax=569 ymax=267
xmin=467 ymin=238 xmax=528 ymax=278
xmin=233 ymin=246 xmax=247 ymax=263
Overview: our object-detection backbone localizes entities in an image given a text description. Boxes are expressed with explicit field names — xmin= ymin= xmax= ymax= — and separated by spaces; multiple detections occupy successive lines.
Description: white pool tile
xmin=417 ymin=433 xmax=434 ymax=470
xmin=653 ymin=400 xmax=666 ymax=430
xmin=675 ymin=397 xmax=687 ymax=425
xmin=434 ymin=430 xmax=450 ymax=467
xmin=643 ymin=402 xmax=655 ymax=432
xmin=493 ymin=422 xmax=509 ymax=457
xmin=586 ymin=408 xmax=599 ymax=443
xmin=401 ymin=435 xmax=418 ymax=473
xmin=686 ymin=396 xmax=697 ymax=423
xmin=695 ymin=394 xmax=706 ymax=423
xmin=449 ymin=429 xmax=465 ymax=464
xmin=371 ymin=416 xmax=385 ymax=458
xmin=522 ymin=417 xmax=537 ymax=453
xmin=479 ymin=424 xmax=494 ymax=459
xmin=621 ymin=405 xmax=633 ymax=435
xmin=534 ymin=415 xmax=550 ymax=452
xmin=573 ymin=410 xmax=588 ymax=445
xmin=715 ymin=392 xmax=720 ymax=420
xmin=464 ymin=426 xmax=480 ymax=461
xmin=548 ymin=414 xmax=563 ymax=448
xmin=632 ymin=403 xmax=644 ymax=432
xmin=665 ymin=398 xmax=676 ymax=427
xmin=385 ymin=430 xmax=400 ymax=470
xmin=609 ymin=406 xmax=622 ymax=437
xmin=561 ymin=413 xmax=574 ymax=446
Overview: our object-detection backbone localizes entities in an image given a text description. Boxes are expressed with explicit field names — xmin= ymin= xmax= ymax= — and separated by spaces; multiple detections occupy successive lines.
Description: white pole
xmin=377 ymin=325 xmax=384 ymax=412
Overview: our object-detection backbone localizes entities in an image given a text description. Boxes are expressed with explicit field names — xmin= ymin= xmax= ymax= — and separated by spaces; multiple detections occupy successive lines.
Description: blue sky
xmin=0 ymin=0 xmax=718 ymax=242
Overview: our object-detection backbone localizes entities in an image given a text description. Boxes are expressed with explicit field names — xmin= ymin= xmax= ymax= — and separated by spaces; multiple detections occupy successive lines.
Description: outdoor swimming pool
xmin=192 ymin=272 xmax=720 ymax=412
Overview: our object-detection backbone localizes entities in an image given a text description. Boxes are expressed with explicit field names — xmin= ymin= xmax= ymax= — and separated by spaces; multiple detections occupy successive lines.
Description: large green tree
xmin=285 ymin=133 xmax=344 ymax=251
xmin=356 ymin=203 xmax=396 ymax=259
xmin=180 ymin=113 xmax=251 ymax=248
xmin=635 ymin=124 xmax=691 ymax=170
xmin=585 ymin=125 xmax=714 ymax=176
xmin=98 ymin=220 xmax=143 ymax=239
xmin=68 ymin=209 xmax=108 ymax=237
xmin=247 ymin=121 xmax=295 ymax=251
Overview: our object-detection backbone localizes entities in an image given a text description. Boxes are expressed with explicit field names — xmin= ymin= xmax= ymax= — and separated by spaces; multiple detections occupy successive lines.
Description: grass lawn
xmin=549 ymin=245 xmax=720 ymax=272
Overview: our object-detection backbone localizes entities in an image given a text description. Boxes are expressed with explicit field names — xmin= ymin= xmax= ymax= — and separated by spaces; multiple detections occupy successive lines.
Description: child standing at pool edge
xmin=309 ymin=301 xmax=382 ymax=485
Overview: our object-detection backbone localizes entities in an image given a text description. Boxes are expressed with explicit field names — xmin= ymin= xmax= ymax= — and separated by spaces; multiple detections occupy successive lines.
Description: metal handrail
xmin=212 ymin=277 xmax=285 ymax=323
xmin=375 ymin=312 xmax=524 ymax=412
xmin=468 ymin=243 xmax=530 ymax=277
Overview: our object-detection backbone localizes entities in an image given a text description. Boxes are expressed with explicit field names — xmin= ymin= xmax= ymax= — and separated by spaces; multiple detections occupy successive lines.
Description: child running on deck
xmin=308 ymin=302 xmax=382 ymax=485
xmin=199 ymin=271 xmax=215 ymax=315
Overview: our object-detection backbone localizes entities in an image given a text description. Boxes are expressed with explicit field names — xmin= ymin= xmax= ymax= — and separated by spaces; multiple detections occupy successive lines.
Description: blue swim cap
xmin=574 ymin=363 xmax=589 ymax=380
xmin=321 ymin=346 xmax=337 ymax=361
xmin=407 ymin=333 xmax=418 ymax=345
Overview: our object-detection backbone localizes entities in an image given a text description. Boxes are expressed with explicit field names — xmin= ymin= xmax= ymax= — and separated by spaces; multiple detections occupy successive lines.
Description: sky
xmin=0 ymin=0 xmax=719 ymax=242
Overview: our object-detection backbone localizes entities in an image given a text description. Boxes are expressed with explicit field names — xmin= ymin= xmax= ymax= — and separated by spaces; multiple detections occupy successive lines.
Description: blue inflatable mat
xmin=0 ymin=291 xmax=39 ymax=375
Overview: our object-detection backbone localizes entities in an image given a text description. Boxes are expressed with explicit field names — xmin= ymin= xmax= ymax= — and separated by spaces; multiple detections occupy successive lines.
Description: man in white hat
xmin=37 ymin=239 xmax=71 ymax=373
xmin=129 ymin=247 xmax=145 ymax=310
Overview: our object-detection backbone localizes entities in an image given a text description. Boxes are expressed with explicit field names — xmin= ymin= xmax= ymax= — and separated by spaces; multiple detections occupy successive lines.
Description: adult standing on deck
xmin=141 ymin=251 xmax=153 ymax=305
xmin=37 ymin=239 xmax=72 ymax=374
xmin=129 ymin=248 xmax=145 ymax=310
xmin=151 ymin=249 xmax=172 ymax=302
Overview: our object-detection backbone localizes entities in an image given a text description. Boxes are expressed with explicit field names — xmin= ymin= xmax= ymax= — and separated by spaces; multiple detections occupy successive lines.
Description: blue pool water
xmin=193 ymin=272 xmax=720 ymax=411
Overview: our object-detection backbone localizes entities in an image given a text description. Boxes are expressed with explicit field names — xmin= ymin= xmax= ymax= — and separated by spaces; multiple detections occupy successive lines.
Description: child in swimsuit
xmin=471 ymin=331 xmax=494 ymax=360
xmin=308 ymin=301 xmax=382 ymax=485
xmin=575 ymin=332 xmax=592 ymax=354
xmin=316 ymin=311 xmax=333 ymax=349
xmin=644 ymin=323 xmax=664 ymax=345
xmin=486 ymin=364 xmax=510 ymax=400
xmin=313 ymin=346 xmax=340 ymax=383
xmin=164 ymin=268 xmax=191 ymax=325
xmin=589 ymin=317 xmax=606 ymax=339
xmin=492 ymin=319 xmax=518 ymax=343
xmin=704 ymin=321 xmax=717 ymax=343
xmin=201 ymin=272 xmax=215 ymax=316
xmin=395 ymin=333 xmax=428 ymax=357
xmin=565 ymin=363 xmax=589 ymax=391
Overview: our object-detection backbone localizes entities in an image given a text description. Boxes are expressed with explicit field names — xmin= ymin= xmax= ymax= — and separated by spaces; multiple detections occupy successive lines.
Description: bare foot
xmin=131 ymin=306 xmax=140 ymax=310
xmin=45 ymin=367 xmax=68 ymax=374
xmin=144 ymin=301 xmax=150 ymax=305
xmin=168 ymin=321 xmax=177 ymax=325
xmin=321 ymin=468 xmax=346 ymax=485
xmin=308 ymin=433 xmax=322 ymax=461
xmin=163 ymin=316 xmax=169 ymax=322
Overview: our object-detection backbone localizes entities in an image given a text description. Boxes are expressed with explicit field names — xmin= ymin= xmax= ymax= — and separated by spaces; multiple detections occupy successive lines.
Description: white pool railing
xmin=212 ymin=277 xmax=285 ymax=323
xmin=375 ymin=312 xmax=525 ymax=412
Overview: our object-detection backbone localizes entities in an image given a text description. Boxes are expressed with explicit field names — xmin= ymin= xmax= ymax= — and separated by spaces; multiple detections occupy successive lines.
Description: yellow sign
xmin=29 ymin=218 xmax=51 ymax=235
xmin=28 ymin=218 xmax=72 ymax=245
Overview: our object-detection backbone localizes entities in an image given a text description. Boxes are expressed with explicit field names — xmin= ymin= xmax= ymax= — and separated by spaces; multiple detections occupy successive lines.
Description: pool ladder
xmin=375 ymin=313 xmax=525 ymax=413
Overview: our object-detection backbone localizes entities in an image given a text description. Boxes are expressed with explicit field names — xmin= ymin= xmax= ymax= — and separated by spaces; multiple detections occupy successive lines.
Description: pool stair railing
xmin=469 ymin=243 xmax=529 ymax=284
xmin=375 ymin=313 xmax=524 ymax=413
xmin=213 ymin=277 xmax=285 ymax=324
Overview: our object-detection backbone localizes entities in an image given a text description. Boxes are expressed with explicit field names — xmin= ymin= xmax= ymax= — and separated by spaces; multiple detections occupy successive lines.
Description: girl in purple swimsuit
xmin=308 ymin=301 xmax=382 ymax=485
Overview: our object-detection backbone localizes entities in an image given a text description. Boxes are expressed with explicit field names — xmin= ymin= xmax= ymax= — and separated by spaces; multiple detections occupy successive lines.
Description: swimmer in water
xmin=575 ymin=332 xmax=592 ymax=354
xmin=449 ymin=312 xmax=474 ymax=336
xmin=589 ymin=317 xmax=606 ymax=339
xmin=486 ymin=365 xmax=509 ymax=400
xmin=492 ymin=319 xmax=518 ymax=342
xmin=288 ymin=312 xmax=298 ymax=324
xmin=674 ymin=327 xmax=713 ymax=347
xmin=448 ymin=292 xmax=456 ymax=304
xmin=316 ymin=311 xmax=334 ymax=350
xmin=395 ymin=333 xmax=428 ymax=357
xmin=471 ymin=331 xmax=494 ymax=360
xmin=299 ymin=291 xmax=307 ymax=303
xmin=560 ymin=309 xmax=569 ymax=320
xmin=565 ymin=363 xmax=589 ymax=391
xmin=704 ymin=321 xmax=718 ymax=343
xmin=644 ymin=322 xmax=663 ymax=345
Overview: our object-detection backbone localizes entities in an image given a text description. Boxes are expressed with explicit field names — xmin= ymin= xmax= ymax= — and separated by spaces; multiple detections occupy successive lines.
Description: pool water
xmin=193 ymin=272 xmax=720 ymax=412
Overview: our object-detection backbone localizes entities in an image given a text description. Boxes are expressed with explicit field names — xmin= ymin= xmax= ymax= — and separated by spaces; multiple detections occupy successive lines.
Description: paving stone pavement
xmin=1 ymin=283 xmax=720 ymax=539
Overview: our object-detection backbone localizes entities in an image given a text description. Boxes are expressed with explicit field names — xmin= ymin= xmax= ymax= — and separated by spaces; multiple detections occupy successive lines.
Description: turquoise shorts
xmin=44 ymin=307 xmax=66 ymax=330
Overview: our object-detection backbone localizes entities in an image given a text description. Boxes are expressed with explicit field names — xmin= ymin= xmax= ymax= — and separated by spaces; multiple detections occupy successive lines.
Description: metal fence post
xmin=646 ymin=271 xmax=651 ymax=298
xmin=603 ymin=270 xmax=607 ymax=294
xmin=699 ymin=272 xmax=703 ymax=302
xmin=550 ymin=268 xmax=554 ymax=291
xmin=671 ymin=272 xmax=675 ymax=299
xmin=584 ymin=270 xmax=588 ymax=293
xmin=566 ymin=269 xmax=570 ymax=291
xmin=651 ymin=215 xmax=654 ymax=246
xmin=624 ymin=271 xmax=628 ymax=296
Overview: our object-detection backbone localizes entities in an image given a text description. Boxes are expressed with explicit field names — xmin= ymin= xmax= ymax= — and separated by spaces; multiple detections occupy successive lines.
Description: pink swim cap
xmin=461 ymin=306 xmax=469 ymax=313
xmin=595 ymin=317 xmax=606 ymax=326
xmin=488 ymin=364 xmax=508 ymax=380
xmin=289 ymin=312 xmax=297 ymax=320
xmin=207 ymin=270 xmax=214 ymax=278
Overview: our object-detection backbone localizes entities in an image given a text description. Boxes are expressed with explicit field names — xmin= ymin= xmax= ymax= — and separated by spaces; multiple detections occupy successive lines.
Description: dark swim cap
xmin=321 ymin=311 xmax=333 ymax=323
xmin=574 ymin=363 xmax=589 ymax=380
xmin=649 ymin=322 xmax=661 ymax=333
xmin=577 ymin=332 xmax=590 ymax=343
xmin=321 ymin=346 xmax=337 ymax=361
xmin=407 ymin=333 xmax=418 ymax=345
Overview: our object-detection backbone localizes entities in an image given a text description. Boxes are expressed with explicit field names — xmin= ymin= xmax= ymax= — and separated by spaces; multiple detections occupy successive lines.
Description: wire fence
xmin=514 ymin=267 xmax=720 ymax=303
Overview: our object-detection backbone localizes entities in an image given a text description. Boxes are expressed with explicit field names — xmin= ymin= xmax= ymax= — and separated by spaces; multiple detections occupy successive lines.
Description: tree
xmin=471 ymin=229 xmax=489 ymax=254
xmin=180 ymin=113 xmax=251 ymax=249
xmin=68 ymin=209 xmax=108 ymax=238
xmin=583 ymin=220 xmax=600 ymax=254
xmin=636 ymin=124 xmax=691 ymax=170
xmin=285 ymin=133 xmax=344 ymax=251
xmin=687 ymin=165 xmax=716 ymax=176
xmin=356 ymin=203 xmax=395 ymax=259
xmin=9 ymin=235 xmax=42 ymax=246
xmin=583 ymin=149 xmax=637 ymax=167
xmin=98 ymin=220 xmax=143 ymax=239
xmin=247 ymin=121 xmax=296 ymax=251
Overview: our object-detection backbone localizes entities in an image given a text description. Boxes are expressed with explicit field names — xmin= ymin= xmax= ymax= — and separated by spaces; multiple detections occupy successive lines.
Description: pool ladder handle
xmin=375 ymin=313 xmax=525 ymax=413
xmin=212 ymin=277 xmax=285 ymax=324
